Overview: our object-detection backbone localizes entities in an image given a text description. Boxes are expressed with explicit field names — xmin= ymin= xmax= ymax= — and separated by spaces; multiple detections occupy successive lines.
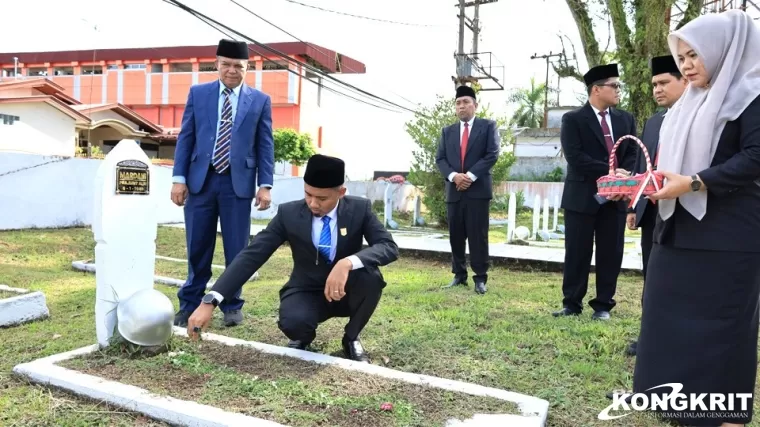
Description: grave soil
xmin=57 ymin=338 xmax=519 ymax=427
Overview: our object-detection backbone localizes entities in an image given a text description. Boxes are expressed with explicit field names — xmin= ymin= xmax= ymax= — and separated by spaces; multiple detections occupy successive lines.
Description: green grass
xmin=0 ymin=289 xmax=21 ymax=299
xmin=0 ymin=226 xmax=721 ymax=427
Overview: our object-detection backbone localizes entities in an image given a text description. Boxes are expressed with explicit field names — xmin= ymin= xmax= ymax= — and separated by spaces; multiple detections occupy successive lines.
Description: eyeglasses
xmin=598 ymin=83 xmax=624 ymax=90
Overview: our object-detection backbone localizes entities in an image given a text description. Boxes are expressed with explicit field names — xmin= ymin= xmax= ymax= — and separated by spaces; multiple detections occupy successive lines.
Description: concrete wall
xmin=0 ymin=152 xmax=424 ymax=229
xmin=495 ymin=181 xmax=564 ymax=208
xmin=0 ymin=103 xmax=76 ymax=157
xmin=508 ymin=157 xmax=567 ymax=181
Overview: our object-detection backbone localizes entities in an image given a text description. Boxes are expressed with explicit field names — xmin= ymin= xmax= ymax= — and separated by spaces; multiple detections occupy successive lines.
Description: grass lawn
xmin=0 ymin=226 xmax=718 ymax=427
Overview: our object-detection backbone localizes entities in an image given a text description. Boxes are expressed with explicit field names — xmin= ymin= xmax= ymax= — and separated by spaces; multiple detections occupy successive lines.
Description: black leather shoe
xmin=173 ymin=310 xmax=191 ymax=327
xmin=223 ymin=310 xmax=243 ymax=327
xmin=592 ymin=310 xmax=611 ymax=321
xmin=474 ymin=281 xmax=487 ymax=294
xmin=342 ymin=338 xmax=370 ymax=363
xmin=552 ymin=308 xmax=580 ymax=317
xmin=442 ymin=276 xmax=467 ymax=288
xmin=287 ymin=340 xmax=310 ymax=350
xmin=626 ymin=339 xmax=637 ymax=356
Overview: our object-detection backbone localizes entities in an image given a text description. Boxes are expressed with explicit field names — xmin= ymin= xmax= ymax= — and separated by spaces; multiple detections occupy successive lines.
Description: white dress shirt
xmin=447 ymin=116 xmax=478 ymax=183
xmin=590 ymin=104 xmax=614 ymax=142
xmin=208 ymin=200 xmax=362 ymax=304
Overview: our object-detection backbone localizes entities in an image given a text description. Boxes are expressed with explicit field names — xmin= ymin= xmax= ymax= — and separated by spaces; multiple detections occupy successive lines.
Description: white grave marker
xmin=93 ymin=140 xmax=158 ymax=348
xmin=532 ymin=195 xmax=541 ymax=239
xmin=553 ymin=194 xmax=559 ymax=231
xmin=507 ymin=192 xmax=516 ymax=242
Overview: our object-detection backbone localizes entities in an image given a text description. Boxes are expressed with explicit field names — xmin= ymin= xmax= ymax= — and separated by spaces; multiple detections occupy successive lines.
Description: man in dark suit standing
xmin=553 ymin=64 xmax=637 ymax=321
xmin=170 ymin=39 xmax=275 ymax=328
xmin=186 ymin=154 xmax=399 ymax=362
xmin=435 ymin=85 xmax=500 ymax=295
xmin=624 ymin=55 xmax=687 ymax=355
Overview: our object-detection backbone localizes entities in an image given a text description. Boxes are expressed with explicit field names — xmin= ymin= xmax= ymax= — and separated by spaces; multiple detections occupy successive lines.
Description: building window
xmin=150 ymin=64 xmax=164 ymax=73
xmin=263 ymin=60 xmax=288 ymax=71
xmin=27 ymin=67 xmax=47 ymax=76
xmin=82 ymin=65 xmax=103 ymax=75
xmin=53 ymin=67 xmax=74 ymax=76
xmin=0 ymin=114 xmax=20 ymax=125
xmin=169 ymin=63 xmax=192 ymax=73
xmin=2 ymin=68 xmax=21 ymax=77
xmin=107 ymin=65 xmax=119 ymax=70
xmin=124 ymin=64 xmax=146 ymax=70
xmin=199 ymin=62 xmax=216 ymax=72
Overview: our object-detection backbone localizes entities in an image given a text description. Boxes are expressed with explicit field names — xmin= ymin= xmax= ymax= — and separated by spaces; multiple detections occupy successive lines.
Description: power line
xmin=227 ymin=0 xmax=421 ymax=109
xmin=161 ymin=0 xmax=421 ymax=115
xmin=284 ymin=0 xmax=444 ymax=27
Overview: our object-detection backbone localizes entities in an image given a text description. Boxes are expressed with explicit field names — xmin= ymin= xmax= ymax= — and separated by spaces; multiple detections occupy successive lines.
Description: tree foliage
xmin=556 ymin=0 xmax=704 ymax=131
xmin=405 ymin=95 xmax=515 ymax=226
xmin=273 ymin=128 xmax=316 ymax=166
xmin=508 ymin=77 xmax=558 ymax=128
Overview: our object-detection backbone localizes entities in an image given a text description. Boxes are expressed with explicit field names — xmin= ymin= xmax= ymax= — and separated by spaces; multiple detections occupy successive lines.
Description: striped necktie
xmin=318 ymin=216 xmax=332 ymax=263
xmin=212 ymin=87 xmax=233 ymax=173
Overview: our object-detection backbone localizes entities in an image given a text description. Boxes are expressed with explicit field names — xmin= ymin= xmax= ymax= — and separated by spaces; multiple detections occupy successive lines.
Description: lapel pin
xmin=340 ymin=228 xmax=347 ymax=236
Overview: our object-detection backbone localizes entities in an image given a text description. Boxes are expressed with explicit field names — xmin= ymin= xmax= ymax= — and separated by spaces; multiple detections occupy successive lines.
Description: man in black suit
xmin=435 ymin=85 xmax=500 ymax=295
xmin=624 ymin=55 xmax=687 ymax=356
xmin=185 ymin=154 xmax=399 ymax=362
xmin=553 ymin=63 xmax=637 ymax=321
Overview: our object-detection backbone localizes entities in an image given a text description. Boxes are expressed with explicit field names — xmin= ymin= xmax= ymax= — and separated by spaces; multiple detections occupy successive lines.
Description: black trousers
xmin=277 ymin=268 xmax=384 ymax=343
xmin=561 ymin=203 xmax=626 ymax=313
xmin=447 ymin=197 xmax=490 ymax=283
xmin=639 ymin=205 xmax=656 ymax=285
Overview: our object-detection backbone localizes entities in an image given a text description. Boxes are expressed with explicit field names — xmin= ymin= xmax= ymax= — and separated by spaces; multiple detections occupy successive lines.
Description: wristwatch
xmin=202 ymin=293 xmax=220 ymax=307
xmin=690 ymin=175 xmax=702 ymax=192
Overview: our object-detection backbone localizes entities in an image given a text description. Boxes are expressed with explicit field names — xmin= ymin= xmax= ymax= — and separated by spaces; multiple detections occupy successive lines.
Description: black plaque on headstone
xmin=115 ymin=160 xmax=150 ymax=195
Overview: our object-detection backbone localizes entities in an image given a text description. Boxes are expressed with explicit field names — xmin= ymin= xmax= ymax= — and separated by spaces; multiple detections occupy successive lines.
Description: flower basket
xmin=596 ymin=135 xmax=664 ymax=208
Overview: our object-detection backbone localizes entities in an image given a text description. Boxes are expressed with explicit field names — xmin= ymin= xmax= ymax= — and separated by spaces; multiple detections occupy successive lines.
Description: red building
xmin=0 ymin=42 xmax=366 ymax=173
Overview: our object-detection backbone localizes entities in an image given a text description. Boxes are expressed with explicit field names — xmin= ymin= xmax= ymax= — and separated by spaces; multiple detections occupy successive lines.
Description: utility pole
xmin=530 ymin=51 xmax=563 ymax=128
xmin=454 ymin=0 xmax=498 ymax=89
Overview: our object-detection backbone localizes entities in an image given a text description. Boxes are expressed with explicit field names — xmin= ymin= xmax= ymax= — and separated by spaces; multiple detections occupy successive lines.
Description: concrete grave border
xmin=13 ymin=326 xmax=549 ymax=427
xmin=0 ymin=284 xmax=50 ymax=327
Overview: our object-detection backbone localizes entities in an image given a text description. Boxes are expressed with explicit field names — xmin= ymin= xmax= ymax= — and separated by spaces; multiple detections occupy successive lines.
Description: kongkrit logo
xmin=598 ymin=383 xmax=752 ymax=420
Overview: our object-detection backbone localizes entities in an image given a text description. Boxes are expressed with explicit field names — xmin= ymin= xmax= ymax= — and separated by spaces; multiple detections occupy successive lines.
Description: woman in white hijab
xmin=633 ymin=9 xmax=760 ymax=427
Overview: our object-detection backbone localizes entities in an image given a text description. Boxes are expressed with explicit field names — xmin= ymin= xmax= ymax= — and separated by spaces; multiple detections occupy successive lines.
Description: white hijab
xmin=657 ymin=10 xmax=760 ymax=221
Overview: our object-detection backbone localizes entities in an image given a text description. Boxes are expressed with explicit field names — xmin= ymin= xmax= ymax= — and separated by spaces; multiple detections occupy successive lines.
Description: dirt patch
xmin=58 ymin=338 xmax=519 ymax=427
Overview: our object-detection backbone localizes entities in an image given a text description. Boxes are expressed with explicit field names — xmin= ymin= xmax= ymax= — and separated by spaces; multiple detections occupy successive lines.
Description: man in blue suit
xmin=170 ymin=39 xmax=275 ymax=328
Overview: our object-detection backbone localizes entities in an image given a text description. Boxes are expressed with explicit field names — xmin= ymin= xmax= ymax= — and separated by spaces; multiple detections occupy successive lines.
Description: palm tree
xmin=508 ymin=77 xmax=554 ymax=129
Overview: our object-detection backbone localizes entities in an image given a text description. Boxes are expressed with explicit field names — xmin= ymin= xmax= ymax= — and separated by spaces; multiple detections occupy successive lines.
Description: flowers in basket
xmin=596 ymin=135 xmax=665 ymax=208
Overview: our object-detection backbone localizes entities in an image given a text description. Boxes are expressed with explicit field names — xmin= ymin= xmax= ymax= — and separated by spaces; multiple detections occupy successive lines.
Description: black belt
xmin=209 ymin=164 xmax=230 ymax=175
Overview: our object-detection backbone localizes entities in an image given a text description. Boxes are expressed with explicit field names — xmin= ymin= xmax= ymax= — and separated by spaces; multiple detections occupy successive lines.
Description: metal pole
xmin=13 ymin=57 xmax=18 ymax=80
xmin=472 ymin=1 xmax=480 ymax=60
xmin=543 ymin=54 xmax=550 ymax=128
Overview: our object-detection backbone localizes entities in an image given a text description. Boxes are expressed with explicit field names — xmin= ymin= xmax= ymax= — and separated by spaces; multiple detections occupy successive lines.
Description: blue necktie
xmin=212 ymin=88 xmax=233 ymax=173
xmin=318 ymin=216 xmax=332 ymax=263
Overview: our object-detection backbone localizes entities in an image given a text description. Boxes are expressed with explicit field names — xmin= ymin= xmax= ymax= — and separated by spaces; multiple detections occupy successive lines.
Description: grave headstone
xmin=553 ymin=194 xmax=559 ymax=231
xmin=532 ymin=195 xmax=540 ymax=239
xmin=93 ymin=140 xmax=158 ymax=348
xmin=383 ymin=183 xmax=394 ymax=228
xmin=412 ymin=195 xmax=426 ymax=226
xmin=542 ymin=198 xmax=549 ymax=233
xmin=507 ymin=192 xmax=516 ymax=242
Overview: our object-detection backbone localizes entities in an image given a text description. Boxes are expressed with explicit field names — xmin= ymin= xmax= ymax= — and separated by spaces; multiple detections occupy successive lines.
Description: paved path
xmin=162 ymin=223 xmax=643 ymax=272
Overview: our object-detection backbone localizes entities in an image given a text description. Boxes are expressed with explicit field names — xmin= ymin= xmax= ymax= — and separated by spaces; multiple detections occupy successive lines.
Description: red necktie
xmin=461 ymin=122 xmax=469 ymax=171
xmin=598 ymin=111 xmax=614 ymax=153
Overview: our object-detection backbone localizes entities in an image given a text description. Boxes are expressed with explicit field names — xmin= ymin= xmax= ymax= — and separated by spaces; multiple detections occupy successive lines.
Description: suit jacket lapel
xmin=610 ymin=109 xmax=626 ymax=148
xmin=335 ymin=198 xmax=353 ymax=260
xmin=298 ymin=202 xmax=316 ymax=255
xmin=583 ymin=103 xmax=608 ymax=151
xmin=233 ymin=85 xmax=253 ymax=134
xmin=465 ymin=118 xmax=483 ymax=158
xmin=207 ymin=80 xmax=219 ymax=131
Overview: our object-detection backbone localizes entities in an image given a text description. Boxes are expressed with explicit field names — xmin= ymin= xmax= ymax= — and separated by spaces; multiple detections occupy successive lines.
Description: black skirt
xmin=633 ymin=243 xmax=760 ymax=426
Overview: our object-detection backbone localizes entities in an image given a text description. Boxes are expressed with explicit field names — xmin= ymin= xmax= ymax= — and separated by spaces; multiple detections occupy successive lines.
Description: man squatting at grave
xmin=186 ymin=154 xmax=399 ymax=362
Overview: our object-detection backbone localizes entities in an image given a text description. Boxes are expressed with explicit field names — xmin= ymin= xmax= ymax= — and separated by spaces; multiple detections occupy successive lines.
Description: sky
xmin=0 ymin=0 xmax=605 ymax=178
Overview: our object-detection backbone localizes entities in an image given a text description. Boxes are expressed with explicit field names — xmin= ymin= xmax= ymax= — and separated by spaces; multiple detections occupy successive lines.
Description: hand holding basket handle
xmin=596 ymin=135 xmax=665 ymax=209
